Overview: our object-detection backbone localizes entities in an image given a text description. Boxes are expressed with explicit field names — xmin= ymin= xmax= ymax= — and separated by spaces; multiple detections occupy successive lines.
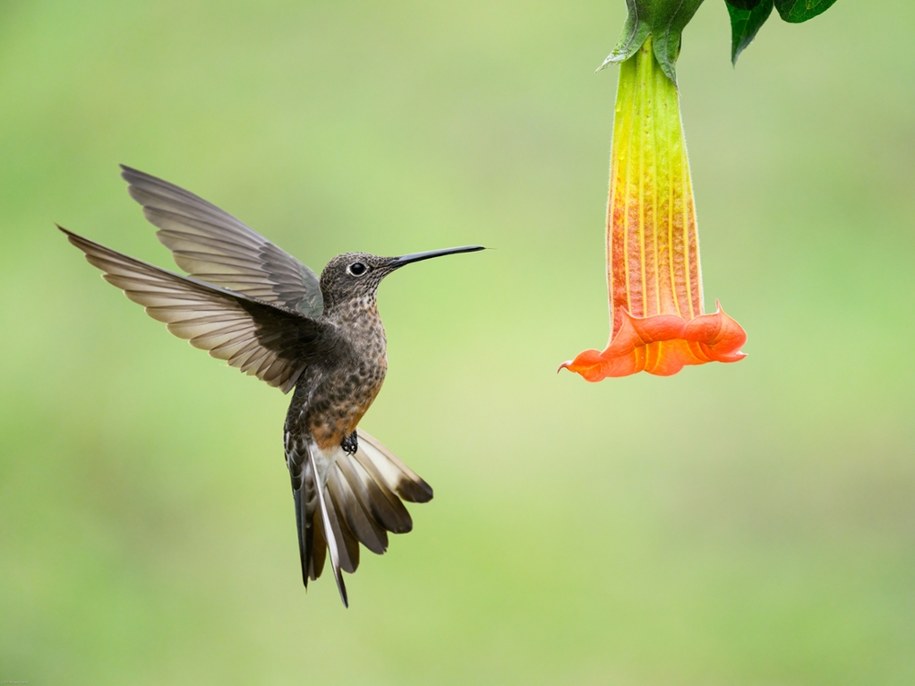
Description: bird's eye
xmin=347 ymin=262 xmax=368 ymax=276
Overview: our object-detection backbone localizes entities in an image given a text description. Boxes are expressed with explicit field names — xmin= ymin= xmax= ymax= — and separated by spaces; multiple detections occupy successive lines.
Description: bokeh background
xmin=2 ymin=2 xmax=913 ymax=684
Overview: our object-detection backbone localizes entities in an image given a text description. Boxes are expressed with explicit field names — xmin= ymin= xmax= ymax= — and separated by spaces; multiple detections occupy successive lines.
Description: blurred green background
xmin=2 ymin=1 xmax=913 ymax=684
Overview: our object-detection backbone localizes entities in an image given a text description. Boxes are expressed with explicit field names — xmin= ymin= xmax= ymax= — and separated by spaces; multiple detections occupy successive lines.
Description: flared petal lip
xmin=560 ymin=303 xmax=746 ymax=381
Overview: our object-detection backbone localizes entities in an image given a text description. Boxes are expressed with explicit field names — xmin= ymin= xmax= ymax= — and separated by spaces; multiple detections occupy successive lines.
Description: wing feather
xmin=120 ymin=165 xmax=323 ymax=317
xmin=61 ymin=226 xmax=327 ymax=393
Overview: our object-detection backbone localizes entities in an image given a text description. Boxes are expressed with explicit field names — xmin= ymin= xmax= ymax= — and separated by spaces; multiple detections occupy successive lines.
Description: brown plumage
xmin=60 ymin=165 xmax=483 ymax=606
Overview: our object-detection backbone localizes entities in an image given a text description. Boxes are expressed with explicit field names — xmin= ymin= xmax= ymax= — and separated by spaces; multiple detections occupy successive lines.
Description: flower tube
xmin=561 ymin=37 xmax=746 ymax=381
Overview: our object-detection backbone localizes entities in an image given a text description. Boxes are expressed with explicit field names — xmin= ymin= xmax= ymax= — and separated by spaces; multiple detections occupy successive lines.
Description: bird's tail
xmin=293 ymin=429 xmax=432 ymax=606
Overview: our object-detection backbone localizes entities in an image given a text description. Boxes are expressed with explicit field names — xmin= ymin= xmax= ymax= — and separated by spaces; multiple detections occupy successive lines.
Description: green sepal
xmin=598 ymin=4 xmax=652 ymax=70
xmin=598 ymin=0 xmax=705 ymax=83
xmin=774 ymin=0 xmax=838 ymax=23
xmin=725 ymin=0 xmax=774 ymax=64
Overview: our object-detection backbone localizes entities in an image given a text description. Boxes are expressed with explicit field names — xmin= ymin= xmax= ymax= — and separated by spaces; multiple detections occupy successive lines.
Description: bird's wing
xmin=61 ymin=227 xmax=328 ymax=393
xmin=120 ymin=165 xmax=324 ymax=318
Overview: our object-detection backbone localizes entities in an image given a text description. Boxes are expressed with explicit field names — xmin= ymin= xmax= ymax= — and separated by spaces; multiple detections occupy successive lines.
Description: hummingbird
xmin=59 ymin=165 xmax=483 ymax=606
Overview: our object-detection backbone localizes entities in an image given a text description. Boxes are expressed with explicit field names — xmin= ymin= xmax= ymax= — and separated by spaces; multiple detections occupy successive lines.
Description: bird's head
xmin=319 ymin=246 xmax=484 ymax=311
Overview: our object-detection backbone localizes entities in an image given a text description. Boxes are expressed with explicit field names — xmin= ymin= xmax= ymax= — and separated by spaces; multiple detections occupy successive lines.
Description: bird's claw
xmin=341 ymin=431 xmax=358 ymax=455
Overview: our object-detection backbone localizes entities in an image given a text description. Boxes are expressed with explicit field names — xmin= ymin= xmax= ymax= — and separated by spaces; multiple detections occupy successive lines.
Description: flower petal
xmin=560 ymin=306 xmax=747 ymax=381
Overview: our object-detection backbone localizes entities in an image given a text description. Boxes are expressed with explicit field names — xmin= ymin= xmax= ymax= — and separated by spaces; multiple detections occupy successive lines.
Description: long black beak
xmin=390 ymin=245 xmax=485 ymax=268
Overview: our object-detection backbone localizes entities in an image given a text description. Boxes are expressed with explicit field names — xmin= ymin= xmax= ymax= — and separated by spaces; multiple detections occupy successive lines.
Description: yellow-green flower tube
xmin=562 ymin=38 xmax=746 ymax=380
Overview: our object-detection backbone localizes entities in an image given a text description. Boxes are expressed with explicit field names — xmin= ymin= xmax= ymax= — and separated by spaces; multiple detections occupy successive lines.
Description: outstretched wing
xmin=120 ymin=165 xmax=324 ymax=318
xmin=61 ymin=226 xmax=329 ymax=393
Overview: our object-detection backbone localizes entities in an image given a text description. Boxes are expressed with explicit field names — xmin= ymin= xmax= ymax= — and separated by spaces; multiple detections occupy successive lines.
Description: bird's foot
xmin=341 ymin=431 xmax=358 ymax=455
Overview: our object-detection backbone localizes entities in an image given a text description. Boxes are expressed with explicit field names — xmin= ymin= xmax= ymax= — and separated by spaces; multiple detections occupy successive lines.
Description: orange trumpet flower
xmin=561 ymin=38 xmax=747 ymax=381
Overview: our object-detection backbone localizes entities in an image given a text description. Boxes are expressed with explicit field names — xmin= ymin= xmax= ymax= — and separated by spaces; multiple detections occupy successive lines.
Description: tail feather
xmin=325 ymin=484 xmax=361 ymax=572
xmin=336 ymin=453 xmax=410 ymax=537
xmin=307 ymin=445 xmax=350 ymax=606
xmin=327 ymin=465 xmax=389 ymax=554
xmin=310 ymin=512 xmax=327 ymax=579
xmin=292 ymin=461 xmax=321 ymax=587
xmin=357 ymin=431 xmax=433 ymax=503
xmin=291 ymin=429 xmax=431 ymax=606
xmin=292 ymin=484 xmax=310 ymax=588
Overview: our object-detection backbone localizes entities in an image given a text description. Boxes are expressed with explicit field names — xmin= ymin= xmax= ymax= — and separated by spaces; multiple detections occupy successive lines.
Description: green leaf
xmin=773 ymin=0 xmax=838 ymax=23
xmin=725 ymin=0 xmax=774 ymax=64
